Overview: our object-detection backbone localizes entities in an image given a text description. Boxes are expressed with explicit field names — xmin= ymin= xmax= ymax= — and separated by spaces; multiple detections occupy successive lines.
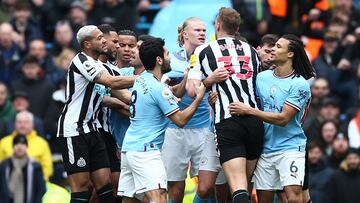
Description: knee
xmin=197 ymin=184 xmax=215 ymax=198
xmin=168 ymin=184 xmax=185 ymax=201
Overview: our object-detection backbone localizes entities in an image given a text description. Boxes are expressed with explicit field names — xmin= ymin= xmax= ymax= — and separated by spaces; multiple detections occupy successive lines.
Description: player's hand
xmin=208 ymin=91 xmax=218 ymax=106
xmin=208 ymin=67 xmax=229 ymax=84
xmin=228 ymin=102 xmax=251 ymax=116
xmin=194 ymin=82 xmax=206 ymax=100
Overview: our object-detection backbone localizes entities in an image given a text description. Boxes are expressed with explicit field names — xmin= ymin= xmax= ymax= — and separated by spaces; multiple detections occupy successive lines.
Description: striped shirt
xmin=95 ymin=60 xmax=117 ymax=133
xmin=57 ymin=52 xmax=105 ymax=137
xmin=188 ymin=37 xmax=261 ymax=124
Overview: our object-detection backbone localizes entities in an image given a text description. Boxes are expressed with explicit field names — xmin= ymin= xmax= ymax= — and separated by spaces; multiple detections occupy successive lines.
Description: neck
xmin=118 ymin=60 xmax=129 ymax=68
xmin=98 ymin=54 xmax=107 ymax=63
xmin=134 ymin=66 xmax=145 ymax=75
xmin=184 ymin=42 xmax=196 ymax=60
xmin=83 ymin=49 xmax=99 ymax=60
xmin=274 ymin=60 xmax=294 ymax=77
xmin=150 ymin=66 xmax=162 ymax=81
xmin=216 ymin=31 xmax=234 ymax=39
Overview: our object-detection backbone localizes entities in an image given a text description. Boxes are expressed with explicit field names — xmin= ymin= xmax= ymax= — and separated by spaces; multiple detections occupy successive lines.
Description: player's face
xmin=129 ymin=40 xmax=143 ymax=68
xmin=270 ymin=38 xmax=292 ymax=64
xmin=104 ymin=31 xmax=120 ymax=61
xmin=90 ymin=29 xmax=107 ymax=54
xmin=118 ymin=35 xmax=137 ymax=64
xmin=184 ymin=20 xmax=206 ymax=47
xmin=257 ymin=43 xmax=274 ymax=69
xmin=161 ymin=47 xmax=171 ymax=74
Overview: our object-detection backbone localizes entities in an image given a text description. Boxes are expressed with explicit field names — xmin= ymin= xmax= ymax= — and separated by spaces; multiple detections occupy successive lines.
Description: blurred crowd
xmin=0 ymin=0 xmax=359 ymax=203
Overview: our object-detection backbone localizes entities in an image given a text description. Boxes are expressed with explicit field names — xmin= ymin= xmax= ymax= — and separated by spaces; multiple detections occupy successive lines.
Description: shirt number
xmin=129 ymin=90 xmax=137 ymax=118
xmin=217 ymin=56 xmax=253 ymax=80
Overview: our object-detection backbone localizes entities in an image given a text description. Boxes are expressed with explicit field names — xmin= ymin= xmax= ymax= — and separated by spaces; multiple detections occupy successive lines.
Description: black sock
xmin=115 ymin=195 xmax=122 ymax=203
xmin=97 ymin=183 xmax=115 ymax=203
xmin=70 ymin=191 xmax=90 ymax=203
xmin=232 ymin=190 xmax=250 ymax=203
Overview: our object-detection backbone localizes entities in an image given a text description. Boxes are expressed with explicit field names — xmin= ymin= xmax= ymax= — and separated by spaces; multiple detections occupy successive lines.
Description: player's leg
xmin=195 ymin=128 xmax=222 ymax=203
xmin=162 ymin=128 xmax=190 ymax=203
xmin=89 ymin=132 xmax=114 ymax=203
xmin=130 ymin=151 xmax=168 ymax=203
xmin=279 ymin=151 xmax=306 ymax=203
xmin=118 ymin=152 xmax=141 ymax=203
xmin=59 ymin=135 xmax=93 ymax=203
xmin=215 ymin=171 xmax=229 ymax=203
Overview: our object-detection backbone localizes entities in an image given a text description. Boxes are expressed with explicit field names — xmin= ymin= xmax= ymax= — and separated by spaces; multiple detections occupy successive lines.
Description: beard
xmin=105 ymin=50 xmax=116 ymax=62
xmin=161 ymin=60 xmax=171 ymax=74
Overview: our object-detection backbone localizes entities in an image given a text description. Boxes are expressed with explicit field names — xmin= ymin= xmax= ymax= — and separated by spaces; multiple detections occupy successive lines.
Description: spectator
xmin=54 ymin=48 xmax=76 ymax=71
xmin=308 ymin=141 xmax=334 ymax=203
xmin=305 ymin=97 xmax=341 ymax=141
xmin=0 ymin=0 xmax=17 ymax=23
xmin=0 ymin=22 xmax=21 ymax=87
xmin=0 ymin=134 xmax=46 ymax=203
xmin=0 ymin=82 xmax=15 ymax=129
xmin=27 ymin=38 xmax=65 ymax=85
xmin=326 ymin=147 xmax=360 ymax=203
xmin=327 ymin=132 xmax=349 ymax=169
xmin=233 ymin=0 xmax=271 ymax=47
xmin=0 ymin=111 xmax=53 ymax=181
xmin=96 ymin=0 xmax=137 ymax=31
xmin=318 ymin=120 xmax=339 ymax=155
xmin=0 ymin=91 xmax=45 ymax=138
xmin=68 ymin=1 xmax=89 ymax=33
xmin=11 ymin=55 xmax=54 ymax=119
xmin=348 ymin=102 xmax=360 ymax=148
xmin=10 ymin=1 xmax=42 ymax=53
xmin=50 ymin=20 xmax=79 ymax=57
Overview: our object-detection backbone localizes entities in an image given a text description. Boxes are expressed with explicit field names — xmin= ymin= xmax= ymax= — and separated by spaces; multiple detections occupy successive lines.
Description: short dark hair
xmin=308 ymin=141 xmax=323 ymax=152
xmin=138 ymin=35 xmax=156 ymax=43
xmin=23 ymin=55 xmax=40 ymax=67
xmin=98 ymin=24 xmax=116 ymax=35
xmin=139 ymin=38 xmax=165 ymax=70
xmin=15 ymin=1 xmax=31 ymax=11
xmin=118 ymin=29 xmax=137 ymax=40
xmin=259 ymin=34 xmax=279 ymax=47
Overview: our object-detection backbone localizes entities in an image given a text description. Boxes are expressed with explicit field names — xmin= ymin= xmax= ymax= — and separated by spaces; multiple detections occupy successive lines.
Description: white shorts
xmin=117 ymin=151 xmax=167 ymax=198
xmin=162 ymin=127 xmax=209 ymax=181
xmin=253 ymin=151 xmax=305 ymax=191
xmin=199 ymin=131 xmax=222 ymax=172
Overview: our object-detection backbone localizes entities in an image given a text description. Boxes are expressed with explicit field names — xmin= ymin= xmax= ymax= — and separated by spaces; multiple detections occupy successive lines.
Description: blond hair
xmin=177 ymin=17 xmax=203 ymax=47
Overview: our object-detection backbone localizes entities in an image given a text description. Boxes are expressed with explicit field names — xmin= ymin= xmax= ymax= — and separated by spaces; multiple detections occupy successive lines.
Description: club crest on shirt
xmin=270 ymin=85 xmax=277 ymax=99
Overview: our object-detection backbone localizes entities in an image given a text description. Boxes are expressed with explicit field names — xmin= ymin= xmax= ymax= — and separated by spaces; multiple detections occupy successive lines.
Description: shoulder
xmin=258 ymin=70 xmax=273 ymax=79
xmin=194 ymin=42 xmax=211 ymax=54
xmin=0 ymin=135 xmax=13 ymax=145
xmin=292 ymin=75 xmax=310 ymax=90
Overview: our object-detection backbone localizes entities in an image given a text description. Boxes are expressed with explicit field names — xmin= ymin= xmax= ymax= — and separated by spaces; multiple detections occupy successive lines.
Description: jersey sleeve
xmin=188 ymin=46 xmax=204 ymax=80
xmin=75 ymin=55 xmax=104 ymax=82
xmin=153 ymin=84 xmax=180 ymax=117
xmin=285 ymin=81 xmax=311 ymax=111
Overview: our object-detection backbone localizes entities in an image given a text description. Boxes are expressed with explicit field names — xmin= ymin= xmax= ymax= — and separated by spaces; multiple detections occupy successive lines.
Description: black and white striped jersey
xmin=95 ymin=60 xmax=117 ymax=133
xmin=188 ymin=37 xmax=262 ymax=124
xmin=57 ymin=52 xmax=105 ymax=137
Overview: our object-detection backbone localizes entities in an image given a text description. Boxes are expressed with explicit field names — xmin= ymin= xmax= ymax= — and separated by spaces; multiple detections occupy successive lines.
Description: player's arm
xmin=229 ymin=102 xmax=298 ymax=126
xmin=94 ymin=70 xmax=137 ymax=90
xmin=170 ymin=68 xmax=189 ymax=98
xmin=110 ymin=89 xmax=131 ymax=104
xmin=168 ymin=82 xmax=206 ymax=128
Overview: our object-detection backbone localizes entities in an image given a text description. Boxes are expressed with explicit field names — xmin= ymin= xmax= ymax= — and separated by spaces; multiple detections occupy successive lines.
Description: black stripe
xmin=233 ymin=40 xmax=255 ymax=108
xmin=103 ymin=64 xmax=114 ymax=75
xmin=250 ymin=47 xmax=260 ymax=108
xmin=69 ymin=62 xmax=81 ymax=74
xmin=77 ymin=82 xmax=95 ymax=134
xmin=78 ymin=53 xmax=88 ymax=63
xmin=202 ymin=43 xmax=225 ymax=119
xmin=91 ymin=92 xmax=101 ymax=131
xmin=58 ymin=69 xmax=75 ymax=137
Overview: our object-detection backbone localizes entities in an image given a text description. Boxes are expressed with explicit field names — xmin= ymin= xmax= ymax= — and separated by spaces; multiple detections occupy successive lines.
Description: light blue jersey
xmin=109 ymin=67 xmax=134 ymax=148
xmin=166 ymin=49 xmax=210 ymax=129
xmin=256 ymin=70 xmax=311 ymax=154
xmin=122 ymin=71 xmax=180 ymax=152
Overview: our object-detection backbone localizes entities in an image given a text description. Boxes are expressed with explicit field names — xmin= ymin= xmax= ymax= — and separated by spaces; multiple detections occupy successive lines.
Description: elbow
xmin=176 ymin=121 xmax=186 ymax=128
xmin=277 ymin=118 xmax=290 ymax=127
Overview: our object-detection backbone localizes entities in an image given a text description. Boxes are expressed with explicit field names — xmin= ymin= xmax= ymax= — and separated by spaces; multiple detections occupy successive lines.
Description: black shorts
xmin=98 ymin=128 xmax=121 ymax=172
xmin=58 ymin=131 xmax=110 ymax=175
xmin=215 ymin=115 xmax=264 ymax=164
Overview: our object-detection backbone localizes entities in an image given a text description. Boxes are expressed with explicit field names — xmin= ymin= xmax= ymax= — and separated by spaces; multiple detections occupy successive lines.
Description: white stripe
xmin=67 ymin=137 xmax=75 ymax=164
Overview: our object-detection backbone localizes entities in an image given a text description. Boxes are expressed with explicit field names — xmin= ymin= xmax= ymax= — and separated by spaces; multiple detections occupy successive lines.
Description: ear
xmin=288 ymin=51 xmax=294 ymax=58
xmin=84 ymin=41 xmax=91 ymax=49
xmin=183 ymin=30 xmax=188 ymax=39
xmin=156 ymin=56 xmax=163 ymax=65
